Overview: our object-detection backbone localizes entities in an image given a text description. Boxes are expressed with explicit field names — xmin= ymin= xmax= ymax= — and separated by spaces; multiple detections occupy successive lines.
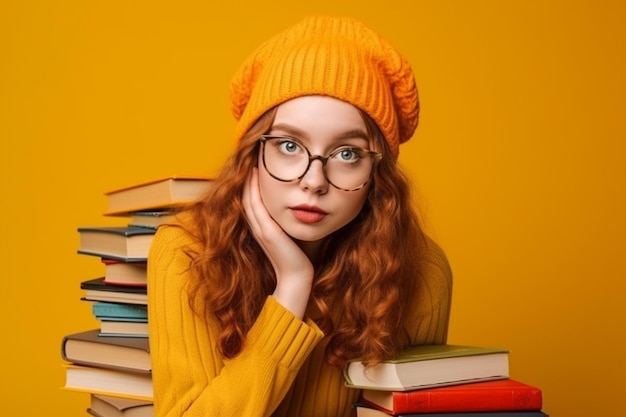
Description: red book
xmin=361 ymin=379 xmax=542 ymax=414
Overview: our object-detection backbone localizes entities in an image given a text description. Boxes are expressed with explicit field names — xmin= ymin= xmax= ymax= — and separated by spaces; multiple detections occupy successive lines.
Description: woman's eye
xmin=334 ymin=148 xmax=361 ymax=162
xmin=278 ymin=140 xmax=302 ymax=154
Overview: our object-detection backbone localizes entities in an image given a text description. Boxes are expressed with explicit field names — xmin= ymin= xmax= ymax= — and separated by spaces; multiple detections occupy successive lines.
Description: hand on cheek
xmin=243 ymin=168 xmax=314 ymax=318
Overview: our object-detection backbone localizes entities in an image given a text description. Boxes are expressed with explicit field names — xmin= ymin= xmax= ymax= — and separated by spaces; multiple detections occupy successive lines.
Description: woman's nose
xmin=299 ymin=158 xmax=329 ymax=194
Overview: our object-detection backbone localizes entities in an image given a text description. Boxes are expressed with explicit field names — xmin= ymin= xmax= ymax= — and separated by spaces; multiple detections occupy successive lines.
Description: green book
xmin=343 ymin=344 xmax=510 ymax=391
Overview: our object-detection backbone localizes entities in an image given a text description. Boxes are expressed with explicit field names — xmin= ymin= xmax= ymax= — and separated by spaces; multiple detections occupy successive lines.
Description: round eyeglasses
xmin=259 ymin=135 xmax=382 ymax=191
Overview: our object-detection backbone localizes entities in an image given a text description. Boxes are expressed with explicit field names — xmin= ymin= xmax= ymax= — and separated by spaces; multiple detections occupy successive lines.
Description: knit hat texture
xmin=229 ymin=15 xmax=419 ymax=158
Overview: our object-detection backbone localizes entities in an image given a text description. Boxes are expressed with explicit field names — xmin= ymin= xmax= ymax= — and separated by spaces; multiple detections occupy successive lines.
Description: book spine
xmin=127 ymin=223 xmax=159 ymax=230
xmin=92 ymin=302 xmax=148 ymax=319
xmin=387 ymin=388 xmax=542 ymax=413
xmin=62 ymin=386 xmax=153 ymax=402
xmin=97 ymin=317 xmax=148 ymax=322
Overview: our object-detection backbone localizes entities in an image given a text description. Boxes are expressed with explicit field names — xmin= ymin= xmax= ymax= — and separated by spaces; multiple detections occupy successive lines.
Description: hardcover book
xmin=63 ymin=364 xmax=153 ymax=401
xmin=77 ymin=227 xmax=156 ymax=262
xmin=61 ymin=328 xmax=151 ymax=373
xmin=99 ymin=318 xmax=149 ymax=338
xmin=344 ymin=344 xmax=509 ymax=391
xmin=104 ymin=176 xmax=212 ymax=215
xmin=102 ymin=259 xmax=147 ymax=287
xmin=354 ymin=403 xmax=550 ymax=417
xmin=92 ymin=302 xmax=148 ymax=320
xmin=361 ymin=379 xmax=542 ymax=414
xmin=88 ymin=393 xmax=153 ymax=417
xmin=81 ymin=277 xmax=148 ymax=305
xmin=127 ymin=210 xmax=175 ymax=229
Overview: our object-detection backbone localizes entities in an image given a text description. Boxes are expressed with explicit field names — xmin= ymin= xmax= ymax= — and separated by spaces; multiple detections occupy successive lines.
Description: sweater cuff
xmin=247 ymin=296 xmax=324 ymax=369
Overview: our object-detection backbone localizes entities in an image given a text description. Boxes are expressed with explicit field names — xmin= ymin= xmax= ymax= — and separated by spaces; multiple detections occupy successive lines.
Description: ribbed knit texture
xmin=148 ymin=224 xmax=452 ymax=417
xmin=229 ymin=15 xmax=419 ymax=158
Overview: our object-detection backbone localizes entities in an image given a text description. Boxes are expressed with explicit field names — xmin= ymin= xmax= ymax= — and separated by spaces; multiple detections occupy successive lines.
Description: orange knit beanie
xmin=229 ymin=15 xmax=419 ymax=158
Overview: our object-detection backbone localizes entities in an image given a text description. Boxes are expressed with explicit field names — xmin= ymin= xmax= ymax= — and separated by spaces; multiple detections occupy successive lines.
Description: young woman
xmin=148 ymin=15 xmax=453 ymax=417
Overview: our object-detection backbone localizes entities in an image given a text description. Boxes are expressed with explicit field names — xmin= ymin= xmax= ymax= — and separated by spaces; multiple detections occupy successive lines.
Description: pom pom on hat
xmin=229 ymin=15 xmax=419 ymax=158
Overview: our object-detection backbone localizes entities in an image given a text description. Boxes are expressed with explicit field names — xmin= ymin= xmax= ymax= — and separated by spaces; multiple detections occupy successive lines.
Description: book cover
xmin=377 ymin=345 xmax=509 ymax=363
xmin=81 ymin=277 xmax=148 ymax=305
xmin=61 ymin=329 xmax=151 ymax=373
xmin=102 ymin=258 xmax=147 ymax=287
xmin=104 ymin=176 xmax=212 ymax=216
xmin=344 ymin=344 xmax=509 ymax=391
xmin=127 ymin=210 xmax=175 ymax=229
xmin=81 ymin=277 xmax=148 ymax=294
xmin=88 ymin=394 xmax=153 ymax=417
xmin=77 ymin=227 xmax=156 ymax=262
xmin=92 ymin=302 xmax=148 ymax=320
xmin=99 ymin=318 xmax=149 ymax=338
xmin=361 ymin=379 xmax=542 ymax=414
xmin=63 ymin=364 xmax=153 ymax=401
xmin=354 ymin=403 xmax=550 ymax=417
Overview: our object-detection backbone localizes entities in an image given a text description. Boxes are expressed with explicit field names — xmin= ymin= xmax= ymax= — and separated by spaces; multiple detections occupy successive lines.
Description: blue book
xmin=92 ymin=302 xmax=148 ymax=320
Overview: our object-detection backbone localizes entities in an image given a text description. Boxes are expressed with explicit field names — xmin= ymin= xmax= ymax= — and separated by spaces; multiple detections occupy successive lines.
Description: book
xmin=127 ymin=210 xmax=174 ymax=229
xmin=102 ymin=259 xmax=147 ymax=287
xmin=61 ymin=329 xmax=151 ymax=373
xmin=77 ymin=227 xmax=156 ymax=262
xmin=63 ymin=364 xmax=152 ymax=400
xmin=81 ymin=278 xmax=147 ymax=305
xmin=355 ymin=404 xmax=549 ymax=417
xmin=92 ymin=302 xmax=148 ymax=320
xmin=361 ymin=379 xmax=542 ymax=414
xmin=99 ymin=318 xmax=148 ymax=338
xmin=104 ymin=176 xmax=212 ymax=215
xmin=87 ymin=394 xmax=153 ymax=417
xmin=344 ymin=344 xmax=509 ymax=391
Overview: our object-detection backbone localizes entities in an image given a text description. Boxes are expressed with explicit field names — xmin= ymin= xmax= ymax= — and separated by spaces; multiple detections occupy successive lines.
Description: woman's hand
xmin=243 ymin=168 xmax=314 ymax=318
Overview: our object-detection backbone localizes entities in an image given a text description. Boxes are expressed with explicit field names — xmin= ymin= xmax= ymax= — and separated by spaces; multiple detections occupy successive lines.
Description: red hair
xmin=182 ymin=108 xmax=426 ymax=368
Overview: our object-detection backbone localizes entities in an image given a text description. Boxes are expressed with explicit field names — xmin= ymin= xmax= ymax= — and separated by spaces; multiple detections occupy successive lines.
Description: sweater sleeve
xmin=147 ymin=224 xmax=324 ymax=417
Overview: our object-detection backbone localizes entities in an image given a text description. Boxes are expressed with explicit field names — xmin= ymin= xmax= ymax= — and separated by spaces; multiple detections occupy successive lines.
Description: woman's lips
xmin=289 ymin=205 xmax=328 ymax=224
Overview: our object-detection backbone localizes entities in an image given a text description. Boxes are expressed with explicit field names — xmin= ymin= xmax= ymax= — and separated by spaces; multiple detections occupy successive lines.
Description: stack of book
xmin=345 ymin=344 xmax=550 ymax=417
xmin=60 ymin=177 xmax=212 ymax=416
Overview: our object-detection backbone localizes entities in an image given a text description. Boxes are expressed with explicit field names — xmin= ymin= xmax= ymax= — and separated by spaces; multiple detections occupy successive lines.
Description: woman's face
xmin=257 ymin=95 xmax=371 ymax=243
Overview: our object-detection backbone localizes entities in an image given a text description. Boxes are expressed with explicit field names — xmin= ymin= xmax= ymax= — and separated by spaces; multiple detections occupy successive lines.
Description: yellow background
xmin=1 ymin=1 xmax=624 ymax=416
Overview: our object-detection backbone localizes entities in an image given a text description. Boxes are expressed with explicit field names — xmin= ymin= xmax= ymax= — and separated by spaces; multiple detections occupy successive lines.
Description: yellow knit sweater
xmin=148 ymin=223 xmax=453 ymax=417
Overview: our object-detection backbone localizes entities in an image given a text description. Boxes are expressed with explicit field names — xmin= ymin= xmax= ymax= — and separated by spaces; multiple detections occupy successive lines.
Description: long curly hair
xmin=183 ymin=107 xmax=426 ymax=368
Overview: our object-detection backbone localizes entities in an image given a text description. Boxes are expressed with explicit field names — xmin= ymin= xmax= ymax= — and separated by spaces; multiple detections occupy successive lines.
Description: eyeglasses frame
xmin=258 ymin=135 xmax=382 ymax=192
